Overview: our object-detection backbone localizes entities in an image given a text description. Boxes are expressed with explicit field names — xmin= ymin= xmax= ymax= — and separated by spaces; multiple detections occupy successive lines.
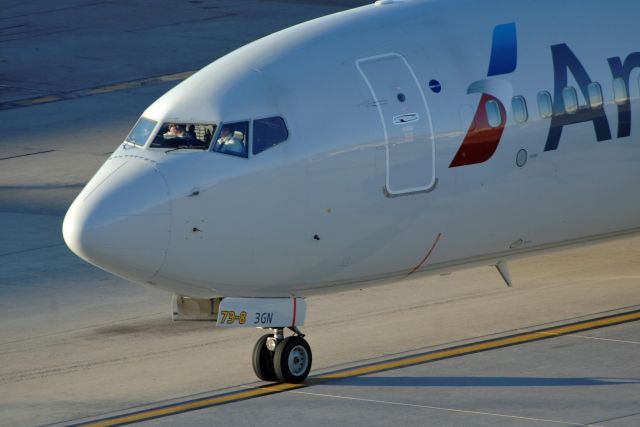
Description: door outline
xmin=356 ymin=53 xmax=437 ymax=196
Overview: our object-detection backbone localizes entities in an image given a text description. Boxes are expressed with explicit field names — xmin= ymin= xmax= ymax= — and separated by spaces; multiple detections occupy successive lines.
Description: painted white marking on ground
xmin=540 ymin=332 xmax=640 ymax=344
xmin=290 ymin=390 xmax=607 ymax=427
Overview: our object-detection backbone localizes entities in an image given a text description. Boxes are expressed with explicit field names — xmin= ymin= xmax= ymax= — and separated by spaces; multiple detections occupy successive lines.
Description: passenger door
xmin=357 ymin=53 xmax=436 ymax=196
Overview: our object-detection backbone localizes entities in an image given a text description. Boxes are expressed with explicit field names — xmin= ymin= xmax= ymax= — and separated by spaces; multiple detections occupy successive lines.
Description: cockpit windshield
xmin=125 ymin=117 xmax=157 ymax=146
xmin=125 ymin=115 xmax=288 ymax=155
xmin=211 ymin=122 xmax=249 ymax=158
xmin=149 ymin=123 xmax=216 ymax=150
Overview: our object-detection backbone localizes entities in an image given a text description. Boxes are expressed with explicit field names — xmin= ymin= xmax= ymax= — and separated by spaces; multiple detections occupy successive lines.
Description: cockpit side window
xmin=149 ymin=123 xmax=216 ymax=150
xmin=126 ymin=117 xmax=157 ymax=146
xmin=253 ymin=117 xmax=289 ymax=155
xmin=212 ymin=121 xmax=249 ymax=158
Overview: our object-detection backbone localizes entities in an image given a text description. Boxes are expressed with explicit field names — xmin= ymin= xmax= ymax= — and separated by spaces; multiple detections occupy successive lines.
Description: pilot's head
xmin=219 ymin=127 xmax=231 ymax=139
xmin=169 ymin=123 xmax=186 ymax=136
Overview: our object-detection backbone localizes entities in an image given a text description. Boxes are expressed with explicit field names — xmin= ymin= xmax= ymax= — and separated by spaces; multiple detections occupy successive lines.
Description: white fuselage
xmin=63 ymin=0 xmax=640 ymax=298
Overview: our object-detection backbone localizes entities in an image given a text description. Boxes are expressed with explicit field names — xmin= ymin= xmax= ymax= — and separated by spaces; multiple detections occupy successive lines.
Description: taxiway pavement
xmin=1 ymin=1 xmax=639 ymax=426
xmin=126 ymin=318 xmax=640 ymax=427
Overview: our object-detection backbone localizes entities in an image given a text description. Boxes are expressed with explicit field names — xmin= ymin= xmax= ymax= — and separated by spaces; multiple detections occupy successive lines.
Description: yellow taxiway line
xmin=76 ymin=383 xmax=304 ymax=427
xmin=71 ymin=309 xmax=640 ymax=427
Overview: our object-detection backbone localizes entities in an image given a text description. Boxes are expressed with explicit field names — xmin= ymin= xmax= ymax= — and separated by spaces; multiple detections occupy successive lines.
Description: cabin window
xmin=253 ymin=117 xmax=289 ymax=155
xmin=212 ymin=121 xmax=249 ymax=158
xmin=587 ymin=82 xmax=603 ymax=108
xmin=126 ymin=117 xmax=157 ymax=146
xmin=613 ymin=77 xmax=628 ymax=104
xmin=538 ymin=91 xmax=553 ymax=118
xmin=562 ymin=86 xmax=579 ymax=114
xmin=485 ymin=100 xmax=502 ymax=128
xmin=512 ymin=96 xmax=528 ymax=123
xmin=149 ymin=123 xmax=215 ymax=150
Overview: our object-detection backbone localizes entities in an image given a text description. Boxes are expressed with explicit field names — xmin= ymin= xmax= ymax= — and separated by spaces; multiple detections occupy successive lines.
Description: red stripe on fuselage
xmin=450 ymin=94 xmax=506 ymax=168
xmin=407 ymin=232 xmax=442 ymax=276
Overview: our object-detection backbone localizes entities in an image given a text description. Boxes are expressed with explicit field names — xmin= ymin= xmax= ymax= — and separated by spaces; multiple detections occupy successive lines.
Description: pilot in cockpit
xmin=213 ymin=124 xmax=247 ymax=156
xmin=215 ymin=126 xmax=232 ymax=148
xmin=162 ymin=123 xmax=206 ymax=149
xmin=164 ymin=123 xmax=188 ymax=139
xmin=227 ymin=131 xmax=246 ymax=154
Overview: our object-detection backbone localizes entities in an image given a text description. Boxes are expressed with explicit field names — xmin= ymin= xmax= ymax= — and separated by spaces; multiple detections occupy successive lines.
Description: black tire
xmin=252 ymin=334 xmax=277 ymax=382
xmin=274 ymin=336 xmax=312 ymax=383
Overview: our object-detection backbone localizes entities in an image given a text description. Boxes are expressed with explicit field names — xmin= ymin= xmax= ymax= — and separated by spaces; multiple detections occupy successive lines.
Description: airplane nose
xmin=63 ymin=157 xmax=171 ymax=283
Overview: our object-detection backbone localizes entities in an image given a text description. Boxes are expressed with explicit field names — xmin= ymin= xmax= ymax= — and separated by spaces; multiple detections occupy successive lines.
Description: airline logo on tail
xmin=450 ymin=23 xmax=517 ymax=168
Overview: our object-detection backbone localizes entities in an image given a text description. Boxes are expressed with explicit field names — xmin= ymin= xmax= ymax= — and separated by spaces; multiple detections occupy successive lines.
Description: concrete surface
xmin=2 ymin=211 xmax=639 ymax=426
xmin=0 ymin=0 xmax=368 ymax=105
xmin=139 ymin=321 xmax=640 ymax=427
xmin=1 ymin=1 xmax=640 ymax=427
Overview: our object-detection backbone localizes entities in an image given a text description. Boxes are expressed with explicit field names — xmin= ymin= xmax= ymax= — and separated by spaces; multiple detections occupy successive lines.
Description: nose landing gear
xmin=252 ymin=333 xmax=278 ymax=382
xmin=216 ymin=297 xmax=310 ymax=383
xmin=252 ymin=327 xmax=312 ymax=383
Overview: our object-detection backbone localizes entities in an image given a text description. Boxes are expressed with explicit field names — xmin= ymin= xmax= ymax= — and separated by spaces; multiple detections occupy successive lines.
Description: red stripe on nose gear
xmin=291 ymin=298 xmax=297 ymax=327
xmin=450 ymin=93 xmax=506 ymax=168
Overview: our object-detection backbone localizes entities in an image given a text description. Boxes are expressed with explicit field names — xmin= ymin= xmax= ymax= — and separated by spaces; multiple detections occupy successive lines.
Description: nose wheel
xmin=252 ymin=328 xmax=312 ymax=383
xmin=251 ymin=334 xmax=277 ymax=382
